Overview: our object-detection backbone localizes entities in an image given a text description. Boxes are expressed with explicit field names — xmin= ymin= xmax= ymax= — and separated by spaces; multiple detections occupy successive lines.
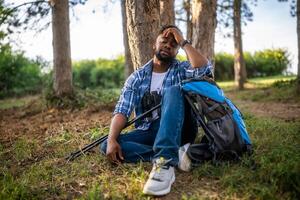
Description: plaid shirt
xmin=114 ymin=58 xmax=213 ymax=130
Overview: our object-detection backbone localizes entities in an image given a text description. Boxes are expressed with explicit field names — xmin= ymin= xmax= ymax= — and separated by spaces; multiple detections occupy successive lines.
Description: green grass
xmin=0 ymin=95 xmax=40 ymax=109
xmin=218 ymin=75 xmax=299 ymax=103
xmin=217 ymin=75 xmax=296 ymax=89
xmin=1 ymin=115 xmax=299 ymax=199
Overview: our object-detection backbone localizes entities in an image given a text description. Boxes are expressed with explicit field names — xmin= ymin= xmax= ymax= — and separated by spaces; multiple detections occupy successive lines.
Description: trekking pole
xmin=65 ymin=103 xmax=162 ymax=162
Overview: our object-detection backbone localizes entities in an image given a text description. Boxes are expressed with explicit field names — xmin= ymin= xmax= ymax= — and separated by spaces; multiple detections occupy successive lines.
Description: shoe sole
xmin=142 ymin=174 xmax=175 ymax=196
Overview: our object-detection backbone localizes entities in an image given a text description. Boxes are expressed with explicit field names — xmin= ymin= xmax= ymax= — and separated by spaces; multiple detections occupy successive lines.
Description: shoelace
xmin=152 ymin=158 xmax=172 ymax=181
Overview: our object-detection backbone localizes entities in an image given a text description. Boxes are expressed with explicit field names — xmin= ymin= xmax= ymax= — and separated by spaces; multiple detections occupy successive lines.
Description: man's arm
xmin=163 ymin=28 xmax=208 ymax=68
xmin=181 ymin=43 xmax=208 ymax=68
xmin=106 ymin=113 xmax=127 ymax=163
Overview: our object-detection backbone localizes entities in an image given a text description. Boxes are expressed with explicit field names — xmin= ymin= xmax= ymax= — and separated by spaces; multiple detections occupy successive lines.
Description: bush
xmin=248 ymin=48 xmax=290 ymax=77
xmin=214 ymin=52 xmax=234 ymax=81
xmin=73 ymin=56 xmax=125 ymax=89
xmin=0 ymin=45 xmax=44 ymax=98
xmin=214 ymin=49 xmax=291 ymax=81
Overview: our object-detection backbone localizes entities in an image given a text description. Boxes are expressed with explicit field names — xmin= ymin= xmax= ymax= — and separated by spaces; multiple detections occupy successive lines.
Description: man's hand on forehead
xmin=162 ymin=28 xmax=184 ymax=45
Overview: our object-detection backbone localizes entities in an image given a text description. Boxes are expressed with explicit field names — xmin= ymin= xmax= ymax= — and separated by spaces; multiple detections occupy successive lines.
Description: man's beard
xmin=155 ymin=50 xmax=174 ymax=63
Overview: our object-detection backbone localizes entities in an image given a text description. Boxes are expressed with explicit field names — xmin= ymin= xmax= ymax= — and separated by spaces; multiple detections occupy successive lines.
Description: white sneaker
xmin=143 ymin=157 xmax=175 ymax=196
xmin=178 ymin=143 xmax=192 ymax=172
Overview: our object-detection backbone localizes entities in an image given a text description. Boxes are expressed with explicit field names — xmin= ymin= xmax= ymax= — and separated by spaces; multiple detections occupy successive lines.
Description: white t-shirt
xmin=150 ymin=71 xmax=168 ymax=93
xmin=150 ymin=71 xmax=167 ymax=119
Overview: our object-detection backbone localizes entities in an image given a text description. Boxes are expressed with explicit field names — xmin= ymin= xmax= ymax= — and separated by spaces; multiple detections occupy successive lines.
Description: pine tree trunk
xmin=160 ymin=0 xmax=175 ymax=26
xmin=184 ymin=0 xmax=193 ymax=41
xmin=233 ymin=0 xmax=247 ymax=90
xmin=52 ymin=0 xmax=73 ymax=96
xmin=297 ymin=0 xmax=300 ymax=93
xmin=126 ymin=0 xmax=160 ymax=70
xmin=191 ymin=0 xmax=217 ymax=61
xmin=121 ymin=0 xmax=134 ymax=78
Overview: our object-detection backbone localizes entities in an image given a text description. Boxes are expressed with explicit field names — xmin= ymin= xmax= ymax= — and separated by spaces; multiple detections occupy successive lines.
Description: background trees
xmin=0 ymin=0 xmax=298 ymax=98
xmin=51 ymin=0 xmax=72 ymax=97
xmin=297 ymin=0 xmax=300 ymax=92
xmin=233 ymin=0 xmax=247 ymax=89
xmin=191 ymin=0 xmax=217 ymax=62
xmin=125 ymin=0 xmax=160 ymax=70
xmin=120 ymin=0 xmax=133 ymax=78
xmin=0 ymin=0 xmax=87 ymax=99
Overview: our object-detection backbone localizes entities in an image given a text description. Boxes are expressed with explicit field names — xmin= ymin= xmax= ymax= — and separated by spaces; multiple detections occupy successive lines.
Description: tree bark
xmin=183 ymin=0 xmax=193 ymax=41
xmin=121 ymin=0 xmax=134 ymax=78
xmin=160 ymin=0 xmax=175 ymax=26
xmin=233 ymin=0 xmax=247 ymax=90
xmin=52 ymin=0 xmax=73 ymax=96
xmin=191 ymin=0 xmax=217 ymax=61
xmin=297 ymin=0 xmax=300 ymax=93
xmin=126 ymin=0 xmax=160 ymax=70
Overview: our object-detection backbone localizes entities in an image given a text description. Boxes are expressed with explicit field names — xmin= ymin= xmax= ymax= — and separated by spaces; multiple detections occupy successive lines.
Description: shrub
xmin=73 ymin=56 xmax=125 ymax=89
xmin=0 ymin=45 xmax=44 ymax=98
xmin=249 ymin=48 xmax=290 ymax=77
xmin=214 ymin=49 xmax=291 ymax=81
xmin=214 ymin=52 xmax=234 ymax=81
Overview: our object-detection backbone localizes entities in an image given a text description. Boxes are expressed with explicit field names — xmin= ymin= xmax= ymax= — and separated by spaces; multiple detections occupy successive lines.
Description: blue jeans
xmin=100 ymin=86 xmax=194 ymax=166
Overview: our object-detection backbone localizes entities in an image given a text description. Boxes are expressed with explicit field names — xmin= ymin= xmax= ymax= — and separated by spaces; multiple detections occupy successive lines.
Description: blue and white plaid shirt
xmin=114 ymin=58 xmax=213 ymax=130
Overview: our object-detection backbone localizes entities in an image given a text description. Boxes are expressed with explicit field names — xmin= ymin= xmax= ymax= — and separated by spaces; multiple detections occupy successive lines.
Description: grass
xmin=217 ymin=75 xmax=296 ymax=89
xmin=0 ymin=75 xmax=299 ymax=199
xmin=1 ymin=115 xmax=298 ymax=199
xmin=218 ymin=75 xmax=300 ymax=103
xmin=0 ymin=95 xmax=40 ymax=109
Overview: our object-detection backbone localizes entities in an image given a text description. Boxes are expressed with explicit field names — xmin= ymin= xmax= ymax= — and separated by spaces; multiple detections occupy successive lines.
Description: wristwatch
xmin=180 ymin=39 xmax=191 ymax=48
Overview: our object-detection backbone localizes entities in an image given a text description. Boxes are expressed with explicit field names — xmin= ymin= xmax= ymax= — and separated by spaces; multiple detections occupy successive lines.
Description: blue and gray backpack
xmin=181 ymin=77 xmax=253 ymax=165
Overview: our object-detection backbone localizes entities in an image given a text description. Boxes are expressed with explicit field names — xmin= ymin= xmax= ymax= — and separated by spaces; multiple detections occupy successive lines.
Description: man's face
xmin=154 ymin=32 xmax=180 ymax=63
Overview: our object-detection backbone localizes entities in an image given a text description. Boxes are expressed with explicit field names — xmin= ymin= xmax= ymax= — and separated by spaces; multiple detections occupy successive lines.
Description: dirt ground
xmin=0 ymin=94 xmax=299 ymax=199
xmin=1 ymin=94 xmax=299 ymax=143
xmin=226 ymin=93 xmax=300 ymax=122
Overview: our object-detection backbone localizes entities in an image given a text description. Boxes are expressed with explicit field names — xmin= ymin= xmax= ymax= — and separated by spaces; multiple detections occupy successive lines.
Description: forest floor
xmin=0 ymin=76 xmax=299 ymax=199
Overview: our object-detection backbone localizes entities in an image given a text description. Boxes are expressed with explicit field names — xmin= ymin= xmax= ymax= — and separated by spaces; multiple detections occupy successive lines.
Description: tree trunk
xmin=191 ymin=0 xmax=217 ymax=61
xmin=233 ymin=0 xmax=247 ymax=90
xmin=126 ymin=0 xmax=160 ymax=70
xmin=52 ymin=0 xmax=72 ymax=96
xmin=121 ymin=0 xmax=134 ymax=78
xmin=184 ymin=0 xmax=193 ymax=41
xmin=160 ymin=0 xmax=175 ymax=26
xmin=297 ymin=0 xmax=300 ymax=93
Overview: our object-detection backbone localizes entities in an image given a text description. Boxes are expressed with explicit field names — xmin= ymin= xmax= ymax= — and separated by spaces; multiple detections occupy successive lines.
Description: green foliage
xmin=176 ymin=54 xmax=187 ymax=61
xmin=214 ymin=49 xmax=291 ymax=81
xmin=73 ymin=56 xmax=125 ymax=89
xmin=214 ymin=52 xmax=234 ymax=80
xmin=0 ymin=45 xmax=44 ymax=98
xmin=247 ymin=48 xmax=291 ymax=77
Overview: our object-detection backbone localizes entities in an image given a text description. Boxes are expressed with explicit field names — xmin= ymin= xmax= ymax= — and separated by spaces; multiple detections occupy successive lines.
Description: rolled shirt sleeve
xmin=185 ymin=60 xmax=213 ymax=79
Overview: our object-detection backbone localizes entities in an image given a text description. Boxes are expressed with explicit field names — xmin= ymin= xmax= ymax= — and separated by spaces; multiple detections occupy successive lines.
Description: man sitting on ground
xmin=100 ymin=25 xmax=212 ymax=196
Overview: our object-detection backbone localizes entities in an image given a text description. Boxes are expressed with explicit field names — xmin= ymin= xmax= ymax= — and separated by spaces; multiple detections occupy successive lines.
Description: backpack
xmin=181 ymin=77 xmax=253 ymax=166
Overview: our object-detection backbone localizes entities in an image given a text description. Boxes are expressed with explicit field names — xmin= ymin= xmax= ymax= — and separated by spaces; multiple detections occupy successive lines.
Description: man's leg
xmin=100 ymin=120 xmax=160 ymax=163
xmin=153 ymin=85 xmax=185 ymax=166
xmin=143 ymin=85 xmax=185 ymax=196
